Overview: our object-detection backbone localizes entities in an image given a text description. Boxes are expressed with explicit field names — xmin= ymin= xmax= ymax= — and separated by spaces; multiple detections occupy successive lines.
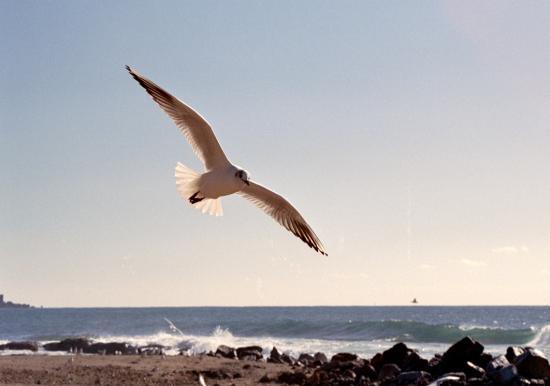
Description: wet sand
xmin=0 ymin=354 xmax=295 ymax=385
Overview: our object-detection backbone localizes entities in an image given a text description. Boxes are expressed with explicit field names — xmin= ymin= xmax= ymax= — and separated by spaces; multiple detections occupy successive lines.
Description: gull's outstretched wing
xmin=126 ymin=66 xmax=230 ymax=170
xmin=239 ymin=181 xmax=327 ymax=256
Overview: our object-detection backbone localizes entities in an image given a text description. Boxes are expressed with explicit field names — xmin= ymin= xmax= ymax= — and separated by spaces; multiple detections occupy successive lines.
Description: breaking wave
xmin=161 ymin=319 xmax=540 ymax=345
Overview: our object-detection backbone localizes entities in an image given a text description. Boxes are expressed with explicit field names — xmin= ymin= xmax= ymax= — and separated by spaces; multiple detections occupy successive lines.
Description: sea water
xmin=1 ymin=306 xmax=549 ymax=358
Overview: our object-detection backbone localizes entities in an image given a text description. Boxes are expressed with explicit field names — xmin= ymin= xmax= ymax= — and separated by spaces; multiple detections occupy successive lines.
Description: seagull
xmin=126 ymin=66 xmax=327 ymax=256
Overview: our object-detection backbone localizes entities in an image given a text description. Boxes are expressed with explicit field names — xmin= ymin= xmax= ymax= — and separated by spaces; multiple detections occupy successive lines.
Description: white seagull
xmin=127 ymin=66 xmax=327 ymax=256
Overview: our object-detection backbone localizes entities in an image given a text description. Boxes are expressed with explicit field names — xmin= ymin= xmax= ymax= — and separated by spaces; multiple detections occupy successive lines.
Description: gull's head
xmin=235 ymin=169 xmax=250 ymax=185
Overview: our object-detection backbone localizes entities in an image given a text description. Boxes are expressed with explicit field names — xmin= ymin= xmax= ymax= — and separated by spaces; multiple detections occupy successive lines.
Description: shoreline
xmin=1 ymin=337 xmax=549 ymax=385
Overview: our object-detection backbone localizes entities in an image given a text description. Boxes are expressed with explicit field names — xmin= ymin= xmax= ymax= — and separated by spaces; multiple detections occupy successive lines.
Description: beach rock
xmin=87 ymin=342 xmax=136 ymax=355
xmin=476 ymin=352 xmax=494 ymax=369
xmin=507 ymin=347 xmax=526 ymax=363
xmin=428 ymin=374 xmax=466 ymax=386
xmin=281 ymin=353 xmax=297 ymax=365
xmin=440 ymin=337 xmax=484 ymax=371
xmin=340 ymin=369 xmax=357 ymax=383
xmin=371 ymin=352 xmax=384 ymax=371
xmin=277 ymin=370 xmax=307 ymax=385
xmin=379 ymin=363 xmax=401 ymax=380
xmin=268 ymin=347 xmax=282 ymax=363
xmin=514 ymin=348 xmax=550 ymax=379
xmin=236 ymin=345 xmax=263 ymax=361
xmin=382 ymin=342 xmax=429 ymax=371
xmin=215 ymin=345 xmax=237 ymax=359
xmin=43 ymin=338 xmax=91 ymax=352
xmin=331 ymin=352 xmax=359 ymax=363
xmin=358 ymin=363 xmax=377 ymax=381
xmin=309 ymin=369 xmax=330 ymax=385
xmin=397 ymin=370 xmax=432 ymax=385
xmin=298 ymin=353 xmax=315 ymax=367
xmin=313 ymin=352 xmax=328 ymax=366
xmin=486 ymin=355 xmax=518 ymax=384
xmin=0 ymin=341 xmax=39 ymax=352
xmin=464 ymin=361 xmax=485 ymax=379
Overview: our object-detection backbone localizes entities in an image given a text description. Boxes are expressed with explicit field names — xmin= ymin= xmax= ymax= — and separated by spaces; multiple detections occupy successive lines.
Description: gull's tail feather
xmin=175 ymin=162 xmax=200 ymax=198
xmin=174 ymin=162 xmax=223 ymax=217
xmin=194 ymin=196 xmax=223 ymax=216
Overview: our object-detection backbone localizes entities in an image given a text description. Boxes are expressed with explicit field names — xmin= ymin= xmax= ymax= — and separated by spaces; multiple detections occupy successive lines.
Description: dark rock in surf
xmin=87 ymin=342 xmax=137 ymax=355
xmin=382 ymin=342 xmax=429 ymax=371
xmin=0 ymin=341 xmax=39 ymax=352
xmin=370 ymin=352 xmax=384 ymax=371
xmin=43 ymin=338 xmax=91 ymax=352
xmin=281 ymin=352 xmax=297 ymax=365
xmin=215 ymin=344 xmax=237 ymax=359
xmin=236 ymin=345 xmax=263 ymax=361
xmin=440 ymin=336 xmax=484 ymax=372
xmin=506 ymin=346 xmax=525 ymax=363
xmin=330 ymin=352 xmax=358 ymax=363
xmin=514 ymin=347 xmax=550 ymax=379
xmin=268 ymin=346 xmax=282 ymax=363
xmin=313 ymin=352 xmax=328 ymax=366
xmin=297 ymin=353 xmax=315 ymax=367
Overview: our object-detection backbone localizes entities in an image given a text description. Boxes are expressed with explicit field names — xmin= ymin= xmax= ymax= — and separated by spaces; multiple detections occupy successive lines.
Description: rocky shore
xmin=1 ymin=336 xmax=549 ymax=385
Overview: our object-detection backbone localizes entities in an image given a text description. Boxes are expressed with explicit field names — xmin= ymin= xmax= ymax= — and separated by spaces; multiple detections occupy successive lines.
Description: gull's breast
xmin=199 ymin=168 xmax=245 ymax=198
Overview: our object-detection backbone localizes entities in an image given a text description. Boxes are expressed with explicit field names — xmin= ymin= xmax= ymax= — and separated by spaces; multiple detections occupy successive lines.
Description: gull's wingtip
xmin=125 ymin=65 xmax=132 ymax=72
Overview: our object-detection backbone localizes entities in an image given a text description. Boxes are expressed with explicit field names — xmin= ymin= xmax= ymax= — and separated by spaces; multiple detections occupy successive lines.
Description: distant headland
xmin=0 ymin=294 xmax=33 ymax=309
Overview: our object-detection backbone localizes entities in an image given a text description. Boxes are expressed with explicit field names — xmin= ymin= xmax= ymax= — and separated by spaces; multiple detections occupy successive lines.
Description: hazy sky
xmin=1 ymin=1 xmax=549 ymax=307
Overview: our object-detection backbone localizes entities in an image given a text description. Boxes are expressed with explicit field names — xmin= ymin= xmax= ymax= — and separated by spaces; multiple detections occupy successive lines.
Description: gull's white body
xmin=200 ymin=165 xmax=245 ymax=198
xmin=127 ymin=65 xmax=327 ymax=255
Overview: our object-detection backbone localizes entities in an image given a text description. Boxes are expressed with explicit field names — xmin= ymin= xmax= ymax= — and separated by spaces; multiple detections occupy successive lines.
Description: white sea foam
xmin=528 ymin=324 xmax=550 ymax=347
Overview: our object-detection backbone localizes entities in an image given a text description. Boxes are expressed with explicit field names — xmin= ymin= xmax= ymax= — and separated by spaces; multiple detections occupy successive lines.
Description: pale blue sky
xmin=1 ymin=1 xmax=549 ymax=306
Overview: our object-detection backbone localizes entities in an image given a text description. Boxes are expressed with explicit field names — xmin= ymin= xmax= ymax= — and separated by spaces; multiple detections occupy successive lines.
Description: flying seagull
xmin=126 ymin=66 xmax=327 ymax=256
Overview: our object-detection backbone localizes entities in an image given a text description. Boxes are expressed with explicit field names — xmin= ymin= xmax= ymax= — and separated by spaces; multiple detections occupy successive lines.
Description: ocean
xmin=1 ymin=306 xmax=549 ymax=358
